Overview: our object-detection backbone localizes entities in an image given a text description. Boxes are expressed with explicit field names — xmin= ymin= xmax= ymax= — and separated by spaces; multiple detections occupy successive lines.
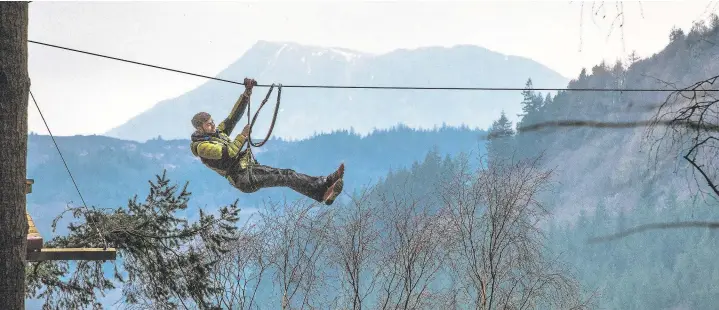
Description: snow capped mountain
xmin=259 ymin=40 xmax=371 ymax=59
xmin=105 ymin=40 xmax=568 ymax=142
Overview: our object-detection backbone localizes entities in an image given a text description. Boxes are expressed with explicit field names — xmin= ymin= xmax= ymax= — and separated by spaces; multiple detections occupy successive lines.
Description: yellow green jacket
xmin=190 ymin=89 xmax=255 ymax=183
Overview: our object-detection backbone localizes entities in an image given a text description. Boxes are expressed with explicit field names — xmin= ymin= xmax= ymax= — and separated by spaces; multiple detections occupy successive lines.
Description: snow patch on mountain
xmin=329 ymin=48 xmax=363 ymax=62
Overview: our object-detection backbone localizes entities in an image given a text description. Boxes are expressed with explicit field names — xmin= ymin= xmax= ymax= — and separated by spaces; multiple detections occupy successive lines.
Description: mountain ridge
xmin=104 ymin=40 xmax=568 ymax=142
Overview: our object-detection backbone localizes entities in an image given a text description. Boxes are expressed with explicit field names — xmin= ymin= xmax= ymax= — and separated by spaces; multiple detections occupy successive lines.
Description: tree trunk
xmin=0 ymin=3 xmax=30 ymax=309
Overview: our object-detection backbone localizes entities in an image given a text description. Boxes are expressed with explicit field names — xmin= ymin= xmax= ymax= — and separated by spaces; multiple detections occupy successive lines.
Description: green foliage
xmin=549 ymin=198 xmax=719 ymax=310
xmin=517 ymin=78 xmax=545 ymax=123
xmin=486 ymin=111 xmax=516 ymax=164
xmin=25 ymin=171 xmax=241 ymax=310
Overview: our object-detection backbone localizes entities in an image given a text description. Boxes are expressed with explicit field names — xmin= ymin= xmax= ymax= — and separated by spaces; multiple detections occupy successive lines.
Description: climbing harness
xmin=241 ymin=83 xmax=283 ymax=188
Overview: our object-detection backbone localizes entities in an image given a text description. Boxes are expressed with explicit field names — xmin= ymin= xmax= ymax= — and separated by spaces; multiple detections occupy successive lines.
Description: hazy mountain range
xmin=104 ymin=40 xmax=568 ymax=142
xmin=26 ymin=125 xmax=488 ymax=235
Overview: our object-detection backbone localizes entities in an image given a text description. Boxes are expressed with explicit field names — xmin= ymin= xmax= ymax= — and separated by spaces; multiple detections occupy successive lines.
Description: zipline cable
xmin=28 ymin=40 xmax=711 ymax=93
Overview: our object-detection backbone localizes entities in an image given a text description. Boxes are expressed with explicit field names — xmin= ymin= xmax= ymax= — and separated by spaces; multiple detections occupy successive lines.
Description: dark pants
xmin=229 ymin=164 xmax=329 ymax=202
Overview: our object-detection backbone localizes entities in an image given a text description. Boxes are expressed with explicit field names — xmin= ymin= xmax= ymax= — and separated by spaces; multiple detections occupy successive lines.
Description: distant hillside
xmin=104 ymin=41 xmax=568 ymax=142
xmin=504 ymin=19 xmax=719 ymax=220
xmin=27 ymin=125 xmax=487 ymax=235
xmin=471 ymin=19 xmax=719 ymax=309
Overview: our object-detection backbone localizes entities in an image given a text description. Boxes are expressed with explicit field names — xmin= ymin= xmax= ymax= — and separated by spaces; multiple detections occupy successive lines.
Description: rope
xmin=240 ymin=84 xmax=282 ymax=191
xmin=246 ymin=84 xmax=283 ymax=148
xmin=30 ymin=90 xmax=109 ymax=250
xmin=27 ymin=40 xmax=712 ymax=93
xmin=245 ymin=83 xmax=282 ymax=161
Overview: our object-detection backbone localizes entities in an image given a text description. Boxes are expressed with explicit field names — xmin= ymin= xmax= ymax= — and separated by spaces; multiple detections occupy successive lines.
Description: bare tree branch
xmin=588 ymin=221 xmax=719 ymax=243
xmin=374 ymin=185 xmax=452 ymax=310
xmin=257 ymin=199 xmax=332 ymax=310
xmin=513 ymin=72 xmax=719 ymax=202
xmin=644 ymin=74 xmax=719 ymax=200
xmin=440 ymin=155 xmax=592 ymax=310
xmin=515 ymin=119 xmax=719 ymax=135
xmin=576 ymin=1 xmax=631 ymax=53
xmin=325 ymin=186 xmax=383 ymax=310
xmin=204 ymin=213 xmax=267 ymax=310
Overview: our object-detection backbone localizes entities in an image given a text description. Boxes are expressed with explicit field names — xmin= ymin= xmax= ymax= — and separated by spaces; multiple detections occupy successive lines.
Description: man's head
xmin=191 ymin=112 xmax=215 ymax=134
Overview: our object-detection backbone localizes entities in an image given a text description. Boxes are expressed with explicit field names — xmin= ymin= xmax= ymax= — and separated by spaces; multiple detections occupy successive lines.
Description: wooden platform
xmin=27 ymin=247 xmax=117 ymax=262
xmin=25 ymin=178 xmax=116 ymax=261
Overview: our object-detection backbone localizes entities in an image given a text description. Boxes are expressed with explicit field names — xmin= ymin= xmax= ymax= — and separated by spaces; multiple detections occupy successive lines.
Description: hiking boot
xmin=327 ymin=163 xmax=345 ymax=184
xmin=322 ymin=178 xmax=344 ymax=205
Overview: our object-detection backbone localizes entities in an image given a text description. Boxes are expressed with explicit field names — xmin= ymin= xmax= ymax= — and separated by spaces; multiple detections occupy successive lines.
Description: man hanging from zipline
xmin=190 ymin=78 xmax=344 ymax=205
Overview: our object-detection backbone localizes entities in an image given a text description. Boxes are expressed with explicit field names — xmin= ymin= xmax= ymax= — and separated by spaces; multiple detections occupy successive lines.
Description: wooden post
xmin=25 ymin=179 xmax=42 ymax=251
xmin=26 ymin=213 xmax=42 ymax=252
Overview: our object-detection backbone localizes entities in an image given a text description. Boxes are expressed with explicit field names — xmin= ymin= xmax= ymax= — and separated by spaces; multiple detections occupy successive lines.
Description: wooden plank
xmin=26 ymin=248 xmax=117 ymax=262
xmin=26 ymin=212 xmax=43 ymax=251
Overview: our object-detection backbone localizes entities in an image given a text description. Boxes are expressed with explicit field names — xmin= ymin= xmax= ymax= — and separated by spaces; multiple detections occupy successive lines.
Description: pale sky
xmin=26 ymin=0 xmax=717 ymax=137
